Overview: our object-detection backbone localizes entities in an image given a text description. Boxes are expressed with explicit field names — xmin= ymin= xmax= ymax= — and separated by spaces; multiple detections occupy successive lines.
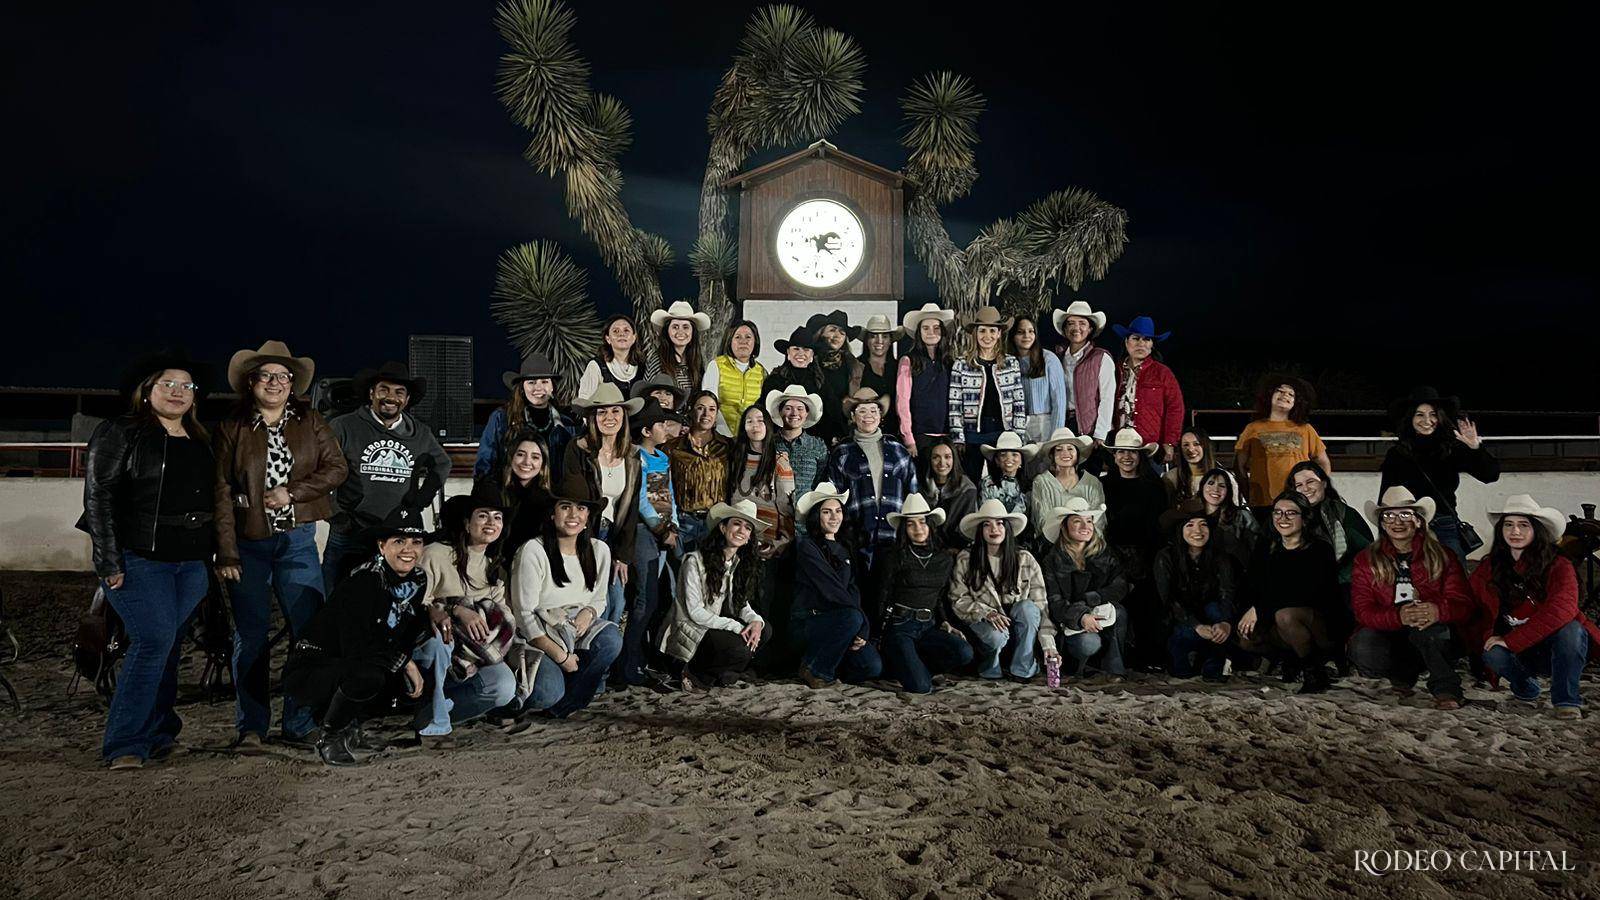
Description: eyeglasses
xmin=1271 ymin=509 xmax=1302 ymax=520
xmin=1379 ymin=511 xmax=1416 ymax=522
xmin=154 ymin=380 xmax=198 ymax=393
xmin=254 ymin=371 xmax=294 ymax=385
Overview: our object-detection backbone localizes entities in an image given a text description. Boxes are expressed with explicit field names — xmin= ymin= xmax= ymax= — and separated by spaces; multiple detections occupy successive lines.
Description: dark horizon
xmin=3 ymin=3 xmax=1594 ymax=410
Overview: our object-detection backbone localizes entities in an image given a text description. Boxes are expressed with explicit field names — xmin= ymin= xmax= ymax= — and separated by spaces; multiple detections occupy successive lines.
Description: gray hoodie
xmin=328 ymin=408 xmax=453 ymax=532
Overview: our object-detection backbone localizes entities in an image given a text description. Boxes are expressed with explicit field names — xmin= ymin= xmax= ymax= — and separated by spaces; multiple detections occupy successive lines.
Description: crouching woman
xmin=507 ymin=476 xmax=623 ymax=719
xmin=952 ymin=499 xmax=1052 ymax=681
xmin=792 ymin=484 xmax=884 ymax=688
xmin=1039 ymin=498 xmax=1129 ymax=681
xmin=875 ymin=494 xmax=973 ymax=693
xmin=660 ymin=500 xmax=769 ymax=691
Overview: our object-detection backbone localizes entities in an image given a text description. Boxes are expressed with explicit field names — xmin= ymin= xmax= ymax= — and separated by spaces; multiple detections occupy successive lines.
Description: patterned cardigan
xmin=824 ymin=434 xmax=919 ymax=550
xmin=947 ymin=356 xmax=1028 ymax=441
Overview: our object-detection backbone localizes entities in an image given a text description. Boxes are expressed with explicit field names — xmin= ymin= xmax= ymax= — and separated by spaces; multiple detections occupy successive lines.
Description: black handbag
xmin=71 ymin=586 xmax=125 ymax=699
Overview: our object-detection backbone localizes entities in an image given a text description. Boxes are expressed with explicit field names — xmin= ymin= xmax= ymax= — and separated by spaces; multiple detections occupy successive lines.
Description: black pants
xmin=687 ymin=630 xmax=755 ymax=686
xmin=753 ymin=552 xmax=799 ymax=677
xmin=1348 ymin=624 xmax=1462 ymax=699
xmin=282 ymin=654 xmax=391 ymax=729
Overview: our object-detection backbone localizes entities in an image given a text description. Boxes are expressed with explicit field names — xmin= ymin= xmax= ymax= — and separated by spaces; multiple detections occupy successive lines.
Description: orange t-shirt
xmin=1236 ymin=420 xmax=1325 ymax=507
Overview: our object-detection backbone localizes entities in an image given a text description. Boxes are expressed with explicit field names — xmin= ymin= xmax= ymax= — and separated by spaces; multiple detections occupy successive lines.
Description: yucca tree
xmin=488 ymin=240 xmax=602 ymax=401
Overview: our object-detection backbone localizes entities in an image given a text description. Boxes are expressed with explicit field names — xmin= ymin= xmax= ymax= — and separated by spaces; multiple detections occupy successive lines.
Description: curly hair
xmin=1253 ymin=374 xmax=1315 ymax=425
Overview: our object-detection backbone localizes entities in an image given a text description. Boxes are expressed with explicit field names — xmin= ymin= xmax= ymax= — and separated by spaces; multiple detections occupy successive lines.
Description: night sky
xmin=4 ymin=3 xmax=1593 ymax=410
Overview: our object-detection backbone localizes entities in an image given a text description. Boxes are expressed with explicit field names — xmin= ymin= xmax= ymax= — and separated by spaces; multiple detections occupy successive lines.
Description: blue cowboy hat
xmin=1110 ymin=315 xmax=1171 ymax=342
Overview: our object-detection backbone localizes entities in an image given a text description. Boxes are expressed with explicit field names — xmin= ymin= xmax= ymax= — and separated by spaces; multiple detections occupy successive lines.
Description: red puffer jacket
xmin=1114 ymin=358 xmax=1185 ymax=447
xmin=1350 ymin=542 xmax=1473 ymax=631
xmin=1467 ymin=555 xmax=1600 ymax=657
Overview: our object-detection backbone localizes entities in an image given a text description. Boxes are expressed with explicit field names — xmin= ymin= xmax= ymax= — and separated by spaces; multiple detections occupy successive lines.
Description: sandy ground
xmin=1 ymin=570 xmax=1598 ymax=900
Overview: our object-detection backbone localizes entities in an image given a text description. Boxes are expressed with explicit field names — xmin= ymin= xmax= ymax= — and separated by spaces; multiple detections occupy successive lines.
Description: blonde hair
xmin=1365 ymin=527 xmax=1450 ymax=588
xmin=1058 ymin=518 xmax=1107 ymax=569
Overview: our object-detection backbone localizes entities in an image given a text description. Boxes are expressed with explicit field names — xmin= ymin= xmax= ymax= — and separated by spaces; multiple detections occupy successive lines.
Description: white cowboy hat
xmin=851 ymin=314 xmax=903 ymax=341
xmin=958 ymin=498 xmax=1028 ymax=539
xmin=980 ymin=431 xmax=1039 ymax=460
xmin=842 ymin=387 xmax=890 ymax=416
xmin=1035 ymin=427 xmax=1094 ymax=460
xmin=570 ymin=382 xmax=646 ymax=415
xmin=649 ymin=300 xmax=711 ymax=332
xmin=1059 ymin=604 xmax=1118 ymax=637
xmin=1364 ymin=486 xmax=1438 ymax=529
xmin=1107 ymin=427 xmax=1158 ymax=455
xmin=796 ymin=483 xmax=850 ymax=519
xmin=1487 ymin=494 xmax=1566 ymax=541
xmin=706 ymin=499 xmax=770 ymax=534
xmin=886 ymin=492 xmax=947 ymax=528
xmin=1040 ymin=497 xmax=1107 ymax=545
xmin=765 ymin=385 xmax=823 ymax=429
xmin=1051 ymin=300 xmax=1107 ymax=336
xmin=902 ymin=302 xmax=954 ymax=334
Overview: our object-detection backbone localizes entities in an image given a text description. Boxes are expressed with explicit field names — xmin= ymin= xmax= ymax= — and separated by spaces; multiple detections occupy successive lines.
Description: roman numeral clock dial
xmin=775 ymin=199 xmax=865 ymax=289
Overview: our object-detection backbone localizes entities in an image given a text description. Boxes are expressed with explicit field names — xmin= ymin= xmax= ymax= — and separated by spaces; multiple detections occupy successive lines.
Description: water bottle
xmin=1046 ymin=656 xmax=1062 ymax=688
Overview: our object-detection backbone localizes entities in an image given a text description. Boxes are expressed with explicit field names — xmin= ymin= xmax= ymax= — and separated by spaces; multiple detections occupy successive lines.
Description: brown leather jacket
xmin=213 ymin=405 xmax=348 ymax=566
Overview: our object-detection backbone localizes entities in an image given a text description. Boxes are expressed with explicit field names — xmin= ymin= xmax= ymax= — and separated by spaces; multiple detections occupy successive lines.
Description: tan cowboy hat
xmin=228 ymin=340 xmax=315 ymax=394
xmin=1051 ymin=300 xmax=1107 ymax=336
xmin=841 ymin=387 xmax=890 ymax=416
xmin=765 ymin=385 xmax=823 ymax=429
xmin=649 ymin=300 xmax=711 ymax=332
xmin=1488 ymin=494 xmax=1566 ymax=541
xmin=1040 ymin=497 xmax=1108 ymax=544
xmin=570 ymin=382 xmax=645 ymax=415
xmin=959 ymin=498 xmax=1028 ymax=539
xmin=886 ymin=493 xmax=947 ymax=528
xmin=980 ymin=432 xmax=1039 ymax=460
xmin=902 ymin=302 xmax=955 ymax=334
xmin=1107 ymin=427 xmax=1158 ymax=455
xmin=851 ymin=314 xmax=903 ymax=341
xmin=796 ymin=483 xmax=850 ymax=519
xmin=706 ymin=499 xmax=770 ymax=534
xmin=1036 ymin=426 xmax=1094 ymax=460
xmin=964 ymin=306 xmax=1012 ymax=331
xmin=1364 ymin=486 xmax=1438 ymax=529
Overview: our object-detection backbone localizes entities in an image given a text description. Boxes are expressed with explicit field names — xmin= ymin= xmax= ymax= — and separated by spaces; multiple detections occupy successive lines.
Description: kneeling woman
xmin=1152 ymin=503 xmax=1237 ymax=680
xmin=284 ymin=506 xmax=434 ymax=767
xmin=792 ymin=484 xmax=884 ymax=688
xmin=508 ymin=476 xmax=624 ymax=718
xmin=875 ymin=494 xmax=974 ymax=693
xmin=1039 ymin=498 xmax=1129 ymax=680
xmin=660 ymin=500 xmax=769 ymax=691
xmin=952 ymin=499 xmax=1052 ymax=680
xmin=1237 ymin=490 xmax=1342 ymax=694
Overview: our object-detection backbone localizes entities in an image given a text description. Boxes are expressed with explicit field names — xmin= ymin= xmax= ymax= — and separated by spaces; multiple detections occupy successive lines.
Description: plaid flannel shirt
xmin=825 ymin=435 xmax=919 ymax=549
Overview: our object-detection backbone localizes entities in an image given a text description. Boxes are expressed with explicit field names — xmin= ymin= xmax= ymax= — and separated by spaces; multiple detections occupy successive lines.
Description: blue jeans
xmin=969 ymin=600 xmax=1043 ymax=678
xmin=522 ymin=623 xmax=623 ymax=717
xmin=678 ymin=513 xmax=708 ymax=556
xmin=409 ymin=635 xmax=519 ymax=734
xmin=1168 ymin=602 xmax=1230 ymax=677
xmin=101 ymin=552 xmax=208 ymax=762
xmin=596 ymin=522 xmax=626 ymax=626
xmin=798 ymin=607 xmax=883 ymax=683
xmin=617 ymin=523 xmax=667 ymax=683
xmin=1061 ymin=604 xmax=1129 ymax=677
xmin=230 ymin=523 xmax=325 ymax=738
xmin=1484 ymin=620 xmax=1589 ymax=709
xmin=880 ymin=616 xmax=974 ymax=693
xmin=320 ymin=526 xmax=362 ymax=594
xmin=1429 ymin=516 xmax=1467 ymax=567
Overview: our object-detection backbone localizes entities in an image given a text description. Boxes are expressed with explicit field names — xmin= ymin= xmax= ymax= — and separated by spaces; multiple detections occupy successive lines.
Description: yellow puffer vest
xmin=715 ymin=355 xmax=768 ymax=434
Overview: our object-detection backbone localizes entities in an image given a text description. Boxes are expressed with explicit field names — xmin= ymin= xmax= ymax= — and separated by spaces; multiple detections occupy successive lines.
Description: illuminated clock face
xmin=775 ymin=198 xmax=865 ymax=289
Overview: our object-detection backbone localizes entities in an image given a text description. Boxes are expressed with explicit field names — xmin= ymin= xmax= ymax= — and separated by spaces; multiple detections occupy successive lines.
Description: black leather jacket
xmin=76 ymin=415 xmax=201 ymax=577
xmin=1039 ymin=544 xmax=1130 ymax=633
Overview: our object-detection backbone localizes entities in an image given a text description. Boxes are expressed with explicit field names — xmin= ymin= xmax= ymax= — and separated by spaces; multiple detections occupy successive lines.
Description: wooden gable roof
xmin=720 ymin=139 xmax=904 ymax=190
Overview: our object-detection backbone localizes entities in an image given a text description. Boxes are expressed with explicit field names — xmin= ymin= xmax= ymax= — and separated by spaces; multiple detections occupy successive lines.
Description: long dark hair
xmin=984 ymin=448 xmax=1028 ymax=490
xmin=657 ymin=319 xmax=704 ymax=384
xmin=1008 ymin=315 xmax=1047 ymax=377
xmin=540 ymin=507 xmax=598 ymax=591
xmin=1166 ymin=512 xmax=1226 ymax=598
xmin=698 ymin=519 xmax=763 ymax=612
xmin=1488 ymin=515 xmax=1558 ymax=606
xmin=450 ymin=503 xmax=505 ymax=589
xmin=727 ymin=404 xmax=778 ymax=502
xmin=500 ymin=433 xmax=553 ymax=491
xmin=1268 ymin=489 xmax=1315 ymax=553
xmin=598 ymin=314 xmax=642 ymax=368
xmin=1199 ymin=467 xmax=1241 ymax=525
xmin=906 ymin=318 xmax=952 ymax=377
xmin=964 ymin=521 xmax=1021 ymax=595
xmin=1395 ymin=397 xmax=1463 ymax=459
xmin=804 ymin=500 xmax=857 ymax=558
xmin=1171 ymin=428 xmax=1216 ymax=501
xmin=130 ymin=369 xmax=209 ymax=440
xmin=895 ymin=516 xmax=946 ymax=553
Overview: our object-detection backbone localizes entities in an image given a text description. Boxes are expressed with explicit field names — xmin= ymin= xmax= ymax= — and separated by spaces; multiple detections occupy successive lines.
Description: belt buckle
xmin=182 ymin=511 xmax=203 ymax=528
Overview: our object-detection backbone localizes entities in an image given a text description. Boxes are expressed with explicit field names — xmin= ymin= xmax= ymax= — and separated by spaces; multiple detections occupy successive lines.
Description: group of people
xmin=80 ymin=301 xmax=1599 ymax=770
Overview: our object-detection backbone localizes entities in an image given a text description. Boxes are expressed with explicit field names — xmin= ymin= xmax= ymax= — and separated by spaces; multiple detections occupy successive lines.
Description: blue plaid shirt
xmin=825 ymin=434 xmax=919 ymax=550
xmin=777 ymin=431 xmax=829 ymax=536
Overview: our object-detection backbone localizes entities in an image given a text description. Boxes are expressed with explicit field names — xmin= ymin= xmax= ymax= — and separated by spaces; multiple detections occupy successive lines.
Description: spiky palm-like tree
xmin=489 ymin=240 xmax=602 ymax=401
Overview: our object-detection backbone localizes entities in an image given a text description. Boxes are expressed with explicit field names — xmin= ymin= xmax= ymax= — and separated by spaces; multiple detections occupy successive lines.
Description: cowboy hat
xmin=632 ymin=398 xmax=680 ymax=433
xmin=1388 ymin=386 xmax=1462 ymax=426
xmin=227 ymin=340 xmax=314 ymax=395
xmin=1035 ymin=427 xmax=1094 ymax=461
xmin=548 ymin=472 xmax=606 ymax=516
xmin=441 ymin=479 xmax=510 ymax=539
xmin=796 ymin=483 xmax=849 ymax=519
xmin=850 ymin=314 xmax=903 ymax=341
xmin=353 ymin=361 xmax=427 ymax=405
xmin=1110 ymin=316 xmax=1171 ymax=342
xmin=765 ymin=385 xmax=823 ymax=429
xmin=1157 ymin=498 xmax=1212 ymax=538
xmin=649 ymin=300 xmax=712 ymax=332
xmin=1488 ymin=494 xmax=1566 ymax=541
xmin=364 ymin=504 xmax=429 ymax=543
xmin=1364 ymin=486 xmax=1438 ymax=529
xmin=963 ymin=306 xmax=1012 ymax=331
xmin=630 ymin=374 xmax=686 ymax=403
xmin=842 ymin=387 xmax=890 ymax=416
xmin=706 ymin=499 xmax=770 ymax=534
xmin=502 ymin=351 xmax=561 ymax=390
xmin=980 ymin=432 xmax=1039 ymax=460
xmin=886 ymin=492 xmax=947 ymax=529
xmin=1059 ymin=604 xmax=1118 ymax=637
xmin=806 ymin=310 xmax=850 ymax=333
xmin=120 ymin=348 xmax=215 ymax=398
xmin=570 ymin=382 xmax=645 ymax=415
xmin=1040 ymin=497 xmax=1107 ymax=544
xmin=774 ymin=325 xmax=823 ymax=355
xmin=902 ymin=302 xmax=955 ymax=334
xmin=1107 ymin=428 xmax=1158 ymax=455
xmin=1051 ymin=301 xmax=1107 ymax=336
xmin=959 ymin=497 xmax=1028 ymax=539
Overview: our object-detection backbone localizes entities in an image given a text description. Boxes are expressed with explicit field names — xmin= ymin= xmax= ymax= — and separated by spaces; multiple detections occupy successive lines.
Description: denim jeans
xmin=798 ymin=607 xmax=883 ymax=683
xmin=880 ymin=616 xmax=974 ymax=693
xmin=1429 ymin=515 xmax=1467 ymax=568
xmin=959 ymin=429 xmax=1004 ymax=484
xmin=1167 ymin=602 xmax=1230 ymax=677
xmin=320 ymin=526 xmax=362 ymax=594
xmin=596 ymin=522 xmax=626 ymax=626
xmin=231 ymin=523 xmax=325 ymax=738
xmin=969 ymin=600 xmax=1043 ymax=678
xmin=1484 ymin=620 xmax=1589 ymax=709
xmin=1348 ymin=623 xmax=1462 ymax=699
xmin=1060 ymin=603 xmax=1129 ymax=677
xmin=408 ymin=634 xmax=519 ymax=734
xmin=617 ymin=523 xmax=666 ymax=683
xmin=678 ymin=513 xmax=709 ymax=556
xmin=522 ymin=623 xmax=623 ymax=717
xmin=101 ymin=552 xmax=208 ymax=762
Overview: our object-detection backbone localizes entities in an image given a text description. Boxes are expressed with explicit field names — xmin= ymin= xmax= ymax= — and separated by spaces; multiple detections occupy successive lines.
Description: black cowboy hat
xmin=354 ymin=361 xmax=428 ymax=405
xmin=775 ymin=325 xmax=823 ymax=354
xmin=119 ymin=348 xmax=216 ymax=398
xmin=1157 ymin=498 xmax=1212 ymax=538
xmin=441 ymin=479 xmax=509 ymax=540
xmin=364 ymin=504 xmax=429 ymax=543
xmin=632 ymin=398 xmax=685 ymax=433
xmin=502 ymin=351 xmax=561 ymax=391
xmin=805 ymin=310 xmax=850 ymax=334
xmin=630 ymin=374 xmax=686 ymax=403
xmin=1388 ymin=385 xmax=1461 ymax=426
xmin=549 ymin=472 xmax=606 ymax=516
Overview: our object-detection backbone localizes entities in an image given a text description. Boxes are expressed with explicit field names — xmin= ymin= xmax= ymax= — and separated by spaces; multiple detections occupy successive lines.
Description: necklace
xmin=908 ymin=545 xmax=935 ymax=567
